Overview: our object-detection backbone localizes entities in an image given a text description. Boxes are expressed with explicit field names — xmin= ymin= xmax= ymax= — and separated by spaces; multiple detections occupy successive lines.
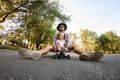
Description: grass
xmin=0 ymin=45 xmax=19 ymax=50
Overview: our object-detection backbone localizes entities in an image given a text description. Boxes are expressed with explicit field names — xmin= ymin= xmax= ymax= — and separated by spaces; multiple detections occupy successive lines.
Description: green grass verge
xmin=0 ymin=45 xmax=19 ymax=50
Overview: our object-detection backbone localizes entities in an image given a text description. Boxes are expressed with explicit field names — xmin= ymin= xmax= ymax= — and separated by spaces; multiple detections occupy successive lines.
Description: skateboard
xmin=53 ymin=49 xmax=70 ymax=59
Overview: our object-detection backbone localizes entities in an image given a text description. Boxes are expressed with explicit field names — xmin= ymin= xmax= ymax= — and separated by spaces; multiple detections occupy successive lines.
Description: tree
xmin=80 ymin=29 xmax=98 ymax=51
xmin=68 ymin=32 xmax=78 ymax=45
xmin=0 ymin=0 xmax=29 ymax=23
xmin=0 ymin=0 xmax=70 ymax=23
xmin=4 ymin=27 xmax=25 ymax=47
xmin=18 ymin=0 xmax=70 ymax=49
xmin=104 ymin=31 xmax=120 ymax=53
xmin=0 ymin=0 xmax=70 ymax=48
xmin=0 ymin=0 xmax=70 ymax=49
xmin=97 ymin=34 xmax=110 ymax=53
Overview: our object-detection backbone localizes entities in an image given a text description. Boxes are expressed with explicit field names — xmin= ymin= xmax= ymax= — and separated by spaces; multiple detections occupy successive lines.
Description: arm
xmin=53 ymin=33 xmax=58 ymax=46
xmin=52 ymin=34 xmax=58 ymax=52
xmin=65 ymin=33 xmax=71 ymax=47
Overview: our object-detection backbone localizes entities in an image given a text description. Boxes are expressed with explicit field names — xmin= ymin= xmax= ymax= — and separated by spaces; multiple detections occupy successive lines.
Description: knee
xmin=69 ymin=44 xmax=78 ymax=50
xmin=73 ymin=44 xmax=79 ymax=50
xmin=72 ymin=44 xmax=78 ymax=48
xmin=46 ymin=45 xmax=53 ymax=49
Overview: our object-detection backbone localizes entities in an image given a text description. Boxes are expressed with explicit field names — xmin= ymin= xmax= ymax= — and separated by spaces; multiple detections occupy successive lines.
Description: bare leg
xmin=38 ymin=45 xmax=53 ymax=55
xmin=18 ymin=45 xmax=53 ymax=60
xmin=68 ymin=44 xmax=104 ymax=61
xmin=68 ymin=44 xmax=83 ymax=55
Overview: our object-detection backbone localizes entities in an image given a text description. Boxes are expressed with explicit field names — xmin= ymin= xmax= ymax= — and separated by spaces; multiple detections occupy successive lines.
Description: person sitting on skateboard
xmin=55 ymin=32 xmax=70 ymax=58
xmin=56 ymin=32 xmax=68 ymax=52
xmin=18 ymin=23 xmax=104 ymax=61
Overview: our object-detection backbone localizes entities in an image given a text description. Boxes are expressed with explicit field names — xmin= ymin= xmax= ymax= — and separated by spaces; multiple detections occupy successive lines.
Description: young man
xmin=18 ymin=23 xmax=104 ymax=61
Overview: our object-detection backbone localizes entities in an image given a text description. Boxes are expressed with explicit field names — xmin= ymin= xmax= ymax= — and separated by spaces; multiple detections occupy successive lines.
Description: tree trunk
xmin=102 ymin=44 xmax=105 ymax=53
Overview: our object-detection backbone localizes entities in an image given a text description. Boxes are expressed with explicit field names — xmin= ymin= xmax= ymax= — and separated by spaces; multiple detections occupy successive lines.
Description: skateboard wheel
xmin=53 ymin=54 xmax=57 ymax=59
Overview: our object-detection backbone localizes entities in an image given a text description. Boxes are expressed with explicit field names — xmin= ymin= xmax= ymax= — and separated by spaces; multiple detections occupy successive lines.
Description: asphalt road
xmin=0 ymin=49 xmax=120 ymax=80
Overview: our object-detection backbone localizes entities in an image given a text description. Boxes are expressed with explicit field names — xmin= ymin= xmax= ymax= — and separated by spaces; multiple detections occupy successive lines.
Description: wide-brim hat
xmin=57 ymin=23 xmax=67 ymax=31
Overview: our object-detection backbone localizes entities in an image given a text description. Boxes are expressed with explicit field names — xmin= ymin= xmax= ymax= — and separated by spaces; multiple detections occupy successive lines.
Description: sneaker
xmin=79 ymin=52 xmax=104 ymax=61
xmin=18 ymin=48 xmax=41 ymax=60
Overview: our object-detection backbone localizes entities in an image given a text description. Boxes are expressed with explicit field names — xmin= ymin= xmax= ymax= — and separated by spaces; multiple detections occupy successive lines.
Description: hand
xmin=65 ymin=47 xmax=68 ymax=52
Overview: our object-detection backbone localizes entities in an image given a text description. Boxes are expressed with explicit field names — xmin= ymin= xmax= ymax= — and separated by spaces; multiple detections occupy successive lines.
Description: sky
xmin=1 ymin=0 xmax=120 ymax=36
xmin=57 ymin=0 xmax=120 ymax=36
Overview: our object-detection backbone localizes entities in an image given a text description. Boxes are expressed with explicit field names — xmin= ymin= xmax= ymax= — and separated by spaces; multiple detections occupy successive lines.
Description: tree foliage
xmin=80 ymin=29 xmax=98 ymax=51
xmin=97 ymin=34 xmax=110 ymax=53
xmin=104 ymin=31 xmax=120 ymax=53
xmin=0 ymin=0 xmax=28 ymax=23
xmin=79 ymin=29 xmax=120 ymax=53
xmin=68 ymin=32 xmax=78 ymax=45
xmin=19 ymin=0 xmax=70 ymax=49
xmin=0 ymin=0 xmax=70 ymax=23
xmin=0 ymin=0 xmax=70 ymax=49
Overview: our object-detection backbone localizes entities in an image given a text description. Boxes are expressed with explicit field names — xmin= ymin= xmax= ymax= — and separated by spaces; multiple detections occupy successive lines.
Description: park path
xmin=0 ymin=49 xmax=120 ymax=80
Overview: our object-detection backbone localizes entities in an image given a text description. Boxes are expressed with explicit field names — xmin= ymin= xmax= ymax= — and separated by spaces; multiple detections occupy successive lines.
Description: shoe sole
xmin=90 ymin=52 xmax=104 ymax=61
xmin=31 ymin=53 xmax=41 ymax=60
xmin=18 ymin=48 xmax=41 ymax=60
xmin=80 ymin=52 xmax=104 ymax=61
xmin=18 ymin=48 xmax=30 ymax=58
xmin=79 ymin=55 xmax=90 ymax=61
